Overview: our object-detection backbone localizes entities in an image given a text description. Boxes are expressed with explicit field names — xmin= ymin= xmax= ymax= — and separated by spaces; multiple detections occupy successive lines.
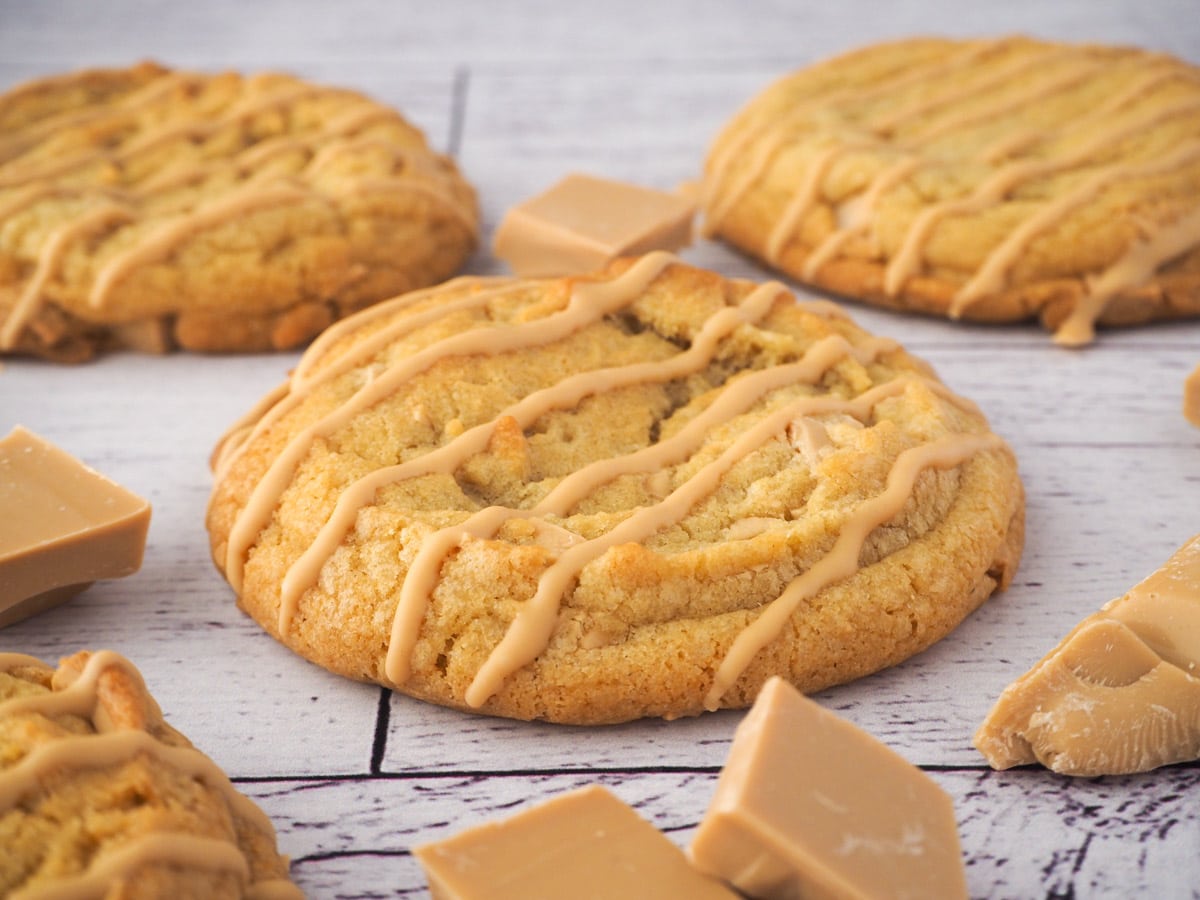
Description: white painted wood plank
xmin=2 ymin=0 xmax=1196 ymax=67
xmin=2 ymin=342 xmax=1174 ymax=773
xmin=0 ymin=354 xmax=385 ymax=777
xmin=241 ymin=767 xmax=1200 ymax=899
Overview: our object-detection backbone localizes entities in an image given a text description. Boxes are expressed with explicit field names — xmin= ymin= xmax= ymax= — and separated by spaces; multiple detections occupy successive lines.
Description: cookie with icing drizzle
xmin=701 ymin=37 xmax=1200 ymax=346
xmin=206 ymin=253 xmax=1024 ymax=724
xmin=0 ymin=649 xmax=303 ymax=898
xmin=0 ymin=62 xmax=478 ymax=361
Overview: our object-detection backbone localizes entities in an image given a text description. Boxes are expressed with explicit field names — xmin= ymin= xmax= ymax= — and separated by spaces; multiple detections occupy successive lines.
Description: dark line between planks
xmin=369 ymin=687 xmax=391 ymax=774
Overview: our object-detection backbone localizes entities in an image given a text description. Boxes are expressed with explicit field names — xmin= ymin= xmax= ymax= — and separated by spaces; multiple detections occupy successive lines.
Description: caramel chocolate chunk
xmin=492 ymin=173 xmax=695 ymax=276
xmin=1186 ymin=363 xmax=1200 ymax=427
xmin=975 ymin=534 xmax=1200 ymax=775
xmin=414 ymin=785 xmax=739 ymax=900
xmin=690 ymin=677 xmax=967 ymax=900
xmin=0 ymin=426 xmax=150 ymax=626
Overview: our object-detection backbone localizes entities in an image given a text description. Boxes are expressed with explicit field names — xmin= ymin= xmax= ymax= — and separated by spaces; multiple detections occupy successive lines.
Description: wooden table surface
xmin=1 ymin=1 xmax=1198 ymax=896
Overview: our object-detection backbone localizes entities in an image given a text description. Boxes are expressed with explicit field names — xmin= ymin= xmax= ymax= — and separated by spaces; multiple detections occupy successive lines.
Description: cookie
xmin=0 ymin=649 xmax=302 ymax=897
xmin=701 ymin=37 xmax=1200 ymax=345
xmin=206 ymin=252 xmax=1024 ymax=724
xmin=0 ymin=61 xmax=478 ymax=361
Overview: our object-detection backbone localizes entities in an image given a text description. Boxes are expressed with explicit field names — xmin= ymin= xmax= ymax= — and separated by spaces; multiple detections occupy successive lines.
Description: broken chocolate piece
xmin=0 ymin=426 xmax=151 ymax=626
xmin=414 ymin=784 xmax=739 ymax=899
xmin=690 ymin=677 xmax=968 ymax=900
xmin=492 ymin=173 xmax=695 ymax=277
xmin=975 ymin=534 xmax=1200 ymax=775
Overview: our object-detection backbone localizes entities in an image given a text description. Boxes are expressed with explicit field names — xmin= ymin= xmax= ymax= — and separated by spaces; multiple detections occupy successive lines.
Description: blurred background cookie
xmin=206 ymin=253 xmax=1023 ymax=724
xmin=701 ymin=37 xmax=1200 ymax=345
xmin=0 ymin=649 xmax=301 ymax=897
xmin=0 ymin=62 xmax=478 ymax=361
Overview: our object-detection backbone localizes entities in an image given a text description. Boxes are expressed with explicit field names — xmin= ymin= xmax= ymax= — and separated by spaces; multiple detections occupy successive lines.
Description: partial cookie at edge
xmin=0 ymin=62 xmax=478 ymax=361
xmin=701 ymin=36 xmax=1200 ymax=345
xmin=0 ymin=649 xmax=302 ymax=897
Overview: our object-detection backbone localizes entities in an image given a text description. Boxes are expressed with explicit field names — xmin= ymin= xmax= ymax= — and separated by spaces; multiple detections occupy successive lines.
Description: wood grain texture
xmin=1 ymin=0 xmax=1199 ymax=896
xmin=233 ymin=768 xmax=1200 ymax=897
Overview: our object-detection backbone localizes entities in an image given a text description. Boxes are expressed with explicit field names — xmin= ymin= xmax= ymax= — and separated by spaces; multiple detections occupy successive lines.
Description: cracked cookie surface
xmin=207 ymin=254 xmax=1024 ymax=724
xmin=701 ymin=37 xmax=1200 ymax=345
xmin=0 ymin=649 xmax=301 ymax=897
xmin=0 ymin=62 xmax=478 ymax=360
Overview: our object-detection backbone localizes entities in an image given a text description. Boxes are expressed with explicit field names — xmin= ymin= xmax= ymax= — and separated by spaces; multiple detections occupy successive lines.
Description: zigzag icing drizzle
xmin=0 ymin=651 xmax=301 ymax=899
xmin=218 ymin=252 xmax=1005 ymax=711
xmin=0 ymin=67 xmax=475 ymax=349
xmin=702 ymin=38 xmax=1200 ymax=344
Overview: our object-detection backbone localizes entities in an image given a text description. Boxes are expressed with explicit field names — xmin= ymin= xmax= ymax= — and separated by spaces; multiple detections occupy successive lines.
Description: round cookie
xmin=701 ymin=37 xmax=1200 ymax=345
xmin=0 ymin=62 xmax=478 ymax=361
xmin=0 ymin=649 xmax=302 ymax=898
xmin=206 ymin=253 xmax=1024 ymax=725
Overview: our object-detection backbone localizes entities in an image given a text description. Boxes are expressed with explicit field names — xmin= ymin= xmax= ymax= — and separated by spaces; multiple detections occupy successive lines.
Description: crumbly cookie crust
xmin=701 ymin=37 xmax=1200 ymax=345
xmin=0 ymin=650 xmax=301 ymax=897
xmin=0 ymin=62 xmax=478 ymax=360
xmin=207 ymin=254 xmax=1024 ymax=724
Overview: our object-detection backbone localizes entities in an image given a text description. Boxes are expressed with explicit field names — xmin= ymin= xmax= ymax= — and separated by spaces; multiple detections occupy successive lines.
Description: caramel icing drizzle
xmin=704 ymin=431 xmax=1003 ymax=708
xmin=0 ymin=69 xmax=199 ymax=165
xmin=0 ymin=201 xmax=134 ymax=347
xmin=223 ymin=251 xmax=1004 ymax=711
xmin=881 ymin=95 xmax=1200 ymax=298
xmin=951 ymin=141 xmax=1200 ymax=320
xmin=0 ymin=651 xmax=301 ymax=899
xmin=223 ymin=253 xmax=678 ymax=591
xmin=0 ymin=67 xmax=476 ymax=349
xmin=209 ymin=276 xmax=518 ymax=481
xmin=279 ymin=276 xmax=793 ymax=626
xmin=704 ymin=38 xmax=1200 ymax=343
xmin=702 ymin=38 xmax=1010 ymax=235
xmin=467 ymin=379 xmax=985 ymax=709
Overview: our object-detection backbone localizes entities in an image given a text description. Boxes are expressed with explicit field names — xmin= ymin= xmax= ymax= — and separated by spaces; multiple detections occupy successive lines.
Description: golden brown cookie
xmin=206 ymin=253 xmax=1024 ymax=725
xmin=1185 ymin=363 xmax=1200 ymax=426
xmin=701 ymin=37 xmax=1200 ymax=345
xmin=0 ymin=62 xmax=478 ymax=361
xmin=0 ymin=649 xmax=302 ymax=897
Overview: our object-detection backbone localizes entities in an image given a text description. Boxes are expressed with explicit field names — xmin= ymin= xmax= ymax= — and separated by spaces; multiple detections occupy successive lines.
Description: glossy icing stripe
xmin=702 ymin=38 xmax=1009 ymax=234
xmin=705 ymin=431 xmax=1006 ymax=708
xmin=0 ymin=651 xmax=302 ymax=898
xmin=0 ymin=70 xmax=196 ymax=163
xmin=293 ymin=275 xmax=516 ymax=386
xmin=882 ymin=95 xmax=1200 ymax=298
xmin=0 ymin=82 xmax=319 ymax=190
xmin=765 ymin=144 xmax=848 ymax=264
xmin=797 ymin=56 xmax=1192 ymax=287
xmin=0 ymin=202 xmax=134 ymax=349
xmin=87 ymin=181 xmax=319 ymax=308
xmin=801 ymin=156 xmax=920 ymax=280
xmin=467 ymin=380 xmax=988 ymax=708
xmin=952 ymin=140 xmax=1200 ymax=316
xmin=279 ymin=277 xmax=793 ymax=634
xmin=208 ymin=280 xmax=521 ymax=492
xmin=388 ymin=365 xmax=973 ymax=695
xmin=0 ymin=68 xmax=477 ymax=349
xmin=223 ymin=252 xmax=677 ymax=592
xmin=910 ymin=56 xmax=1107 ymax=146
xmin=208 ymin=381 xmax=292 ymax=477
xmin=1054 ymin=205 xmax=1200 ymax=346
xmin=872 ymin=43 xmax=1070 ymax=135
